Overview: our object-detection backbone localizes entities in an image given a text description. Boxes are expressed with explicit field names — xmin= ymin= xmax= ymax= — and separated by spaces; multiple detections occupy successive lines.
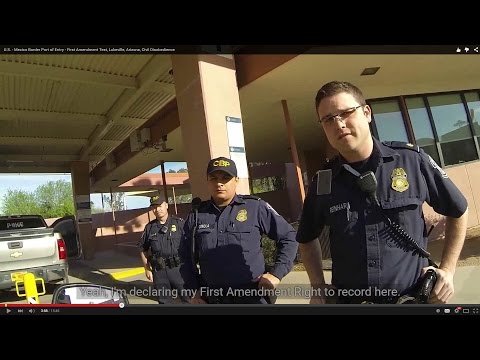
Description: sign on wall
xmin=75 ymin=194 xmax=92 ymax=223
xmin=226 ymin=116 xmax=249 ymax=178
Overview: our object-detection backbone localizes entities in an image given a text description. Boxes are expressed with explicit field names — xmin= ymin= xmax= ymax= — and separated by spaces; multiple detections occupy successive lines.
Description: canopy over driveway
xmin=1 ymin=50 xmax=479 ymax=194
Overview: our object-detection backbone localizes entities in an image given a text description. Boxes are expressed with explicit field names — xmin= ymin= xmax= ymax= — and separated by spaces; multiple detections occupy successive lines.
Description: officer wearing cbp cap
xmin=179 ymin=156 xmax=298 ymax=304
xmin=138 ymin=193 xmax=189 ymax=304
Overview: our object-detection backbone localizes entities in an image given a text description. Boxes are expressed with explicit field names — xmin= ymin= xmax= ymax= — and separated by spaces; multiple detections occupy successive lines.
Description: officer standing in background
xmin=138 ymin=194 xmax=189 ymax=304
xmin=179 ymin=156 xmax=298 ymax=304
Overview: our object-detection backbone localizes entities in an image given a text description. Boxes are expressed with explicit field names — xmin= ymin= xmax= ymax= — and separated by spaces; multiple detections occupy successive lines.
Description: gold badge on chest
xmin=391 ymin=168 xmax=409 ymax=192
xmin=236 ymin=209 xmax=248 ymax=222
xmin=171 ymin=224 xmax=177 ymax=232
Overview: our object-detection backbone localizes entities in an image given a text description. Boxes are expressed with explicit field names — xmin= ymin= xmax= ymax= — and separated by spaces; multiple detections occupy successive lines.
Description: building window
xmin=405 ymin=97 xmax=441 ymax=165
xmin=368 ymin=90 xmax=480 ymax=168
xmin=427 ymin=94 xmax=478 ymax=166
xmin=465 ymin=91 xmax=480 ymax=143
xmin=370 ymin=100 xmax=409 ymax=142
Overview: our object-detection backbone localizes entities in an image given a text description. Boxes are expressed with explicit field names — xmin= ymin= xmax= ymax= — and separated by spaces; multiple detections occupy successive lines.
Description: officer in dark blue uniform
xmin=138 ymin=194 xmax=189 ymax=304
xmin=179 ymin=156 xmax=298 ymax=304
xmin=297 ymin=81 xmax=468 ymax=304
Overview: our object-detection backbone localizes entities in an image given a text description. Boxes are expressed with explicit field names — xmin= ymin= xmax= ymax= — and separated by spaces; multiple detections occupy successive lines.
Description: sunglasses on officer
xmin=318 ymin=104 xmax=365 ymax=125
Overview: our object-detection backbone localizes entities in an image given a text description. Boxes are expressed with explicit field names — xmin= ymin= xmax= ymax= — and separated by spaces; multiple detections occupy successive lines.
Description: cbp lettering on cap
xmin=150 ymin=194 xmax=167 ymax=206
xmin=206 ymin=156 xmax=237 ymax=177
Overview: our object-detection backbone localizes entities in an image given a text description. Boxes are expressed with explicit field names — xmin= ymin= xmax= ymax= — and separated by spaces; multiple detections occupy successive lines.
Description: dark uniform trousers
xmin=152 ymin=260 xmax=189 ymax=304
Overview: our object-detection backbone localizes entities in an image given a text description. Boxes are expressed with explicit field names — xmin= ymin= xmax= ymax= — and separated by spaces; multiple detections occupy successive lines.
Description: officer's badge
xmin=236 ymin=209 xmax=248 ymax=222
xmin=171 ymin=224 xmax=177 ymax=232
xmin=391 ymin=168 xmax=409 ymax=192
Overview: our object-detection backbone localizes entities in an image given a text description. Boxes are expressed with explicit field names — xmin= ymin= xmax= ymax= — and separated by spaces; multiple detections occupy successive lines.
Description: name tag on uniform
xmin=198 ymin=224 xmax=210 ymax=229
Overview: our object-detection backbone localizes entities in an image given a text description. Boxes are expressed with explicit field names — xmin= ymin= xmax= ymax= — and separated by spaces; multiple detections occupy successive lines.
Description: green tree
xmin=1 ymin=180 xmax=74 ymax=217
xmin=1 ymin=189 xmax=40 ymax=215
xmin=35 ymin=180 xmax=75 ymax=218
xmin=176 ymin=168 xmax=188 ymax=173
xmin=168 ymin=169 xmax=176 ymax=173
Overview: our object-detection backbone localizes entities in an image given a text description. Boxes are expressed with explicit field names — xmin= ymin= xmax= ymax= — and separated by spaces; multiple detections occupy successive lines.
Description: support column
xmin=172 ymin=54 xmax=250 ymax=200
xmin=70 ymin=161 xmax=94 ymax=259
xmin=281 ymin=99 xmax=305 ymax=203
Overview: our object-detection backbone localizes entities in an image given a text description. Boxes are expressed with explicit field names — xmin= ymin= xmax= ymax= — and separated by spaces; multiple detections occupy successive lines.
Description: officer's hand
xmin=145 ymin=269 xmax=153 ymax=282
xmin=310 ymin=295 xmax=326 ymax=304
xmin=421 ymin=266 xmax=454 ymax=304
xmin=258 ymin=273 xmax=280 ymax=290
xmin=190 ymin=292 xmax=207 ymax=304
xmin=309 ymin=284 xmax=331 ymax=304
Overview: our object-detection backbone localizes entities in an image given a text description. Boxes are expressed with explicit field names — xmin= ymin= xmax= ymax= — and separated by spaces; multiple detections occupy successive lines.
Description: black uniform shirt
xmin=179 ymin=194 xmax=298 ymax=290
xmin=138 ymin=215 xmax=184 ymax=258
xmin=297 ymin=138 xmax=468 ymax=294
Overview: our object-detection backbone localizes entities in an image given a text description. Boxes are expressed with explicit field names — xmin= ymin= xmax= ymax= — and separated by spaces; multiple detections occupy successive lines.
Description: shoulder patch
xmin=316 ymin=169 xmax=332 ymax=195
xmin=265 ymin=202 xmax=280 ymax=216
xmin=428 ymin=155 xmax=448 ymax=178
xmin=382 ymin=141 xmax=420 ymax=152
xmin=239 ymin=195 xmax=261 ymax=201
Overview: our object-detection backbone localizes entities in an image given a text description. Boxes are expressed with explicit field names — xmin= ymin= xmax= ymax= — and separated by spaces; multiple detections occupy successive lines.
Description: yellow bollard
xmin=14 ymin=272 xmax=46 ymax=304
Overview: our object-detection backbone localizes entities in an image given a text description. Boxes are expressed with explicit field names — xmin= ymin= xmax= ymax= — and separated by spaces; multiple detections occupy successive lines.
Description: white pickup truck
xmin=0 ymin=215 xmax=69 ymax=290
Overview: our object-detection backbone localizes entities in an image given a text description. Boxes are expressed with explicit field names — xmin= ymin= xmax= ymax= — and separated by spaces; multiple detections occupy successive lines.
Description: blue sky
xmin=0 ymin=162 xmax=187 ymax=213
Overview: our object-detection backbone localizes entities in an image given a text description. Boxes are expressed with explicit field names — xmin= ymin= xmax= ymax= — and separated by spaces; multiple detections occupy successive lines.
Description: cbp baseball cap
xmin=206 ymin=156 xmax=237 ymax=177
xmin=150 ymin=194 xmax=166 ymax=206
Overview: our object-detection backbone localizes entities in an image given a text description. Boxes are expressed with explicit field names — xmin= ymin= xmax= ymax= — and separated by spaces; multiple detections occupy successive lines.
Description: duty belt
xmin=150 ymin=254 xmax=180 ymax=270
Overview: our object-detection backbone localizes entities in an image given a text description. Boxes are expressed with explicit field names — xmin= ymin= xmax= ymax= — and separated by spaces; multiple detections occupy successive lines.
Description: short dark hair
xmin=315 ymin=81 xmax=366 ymax=110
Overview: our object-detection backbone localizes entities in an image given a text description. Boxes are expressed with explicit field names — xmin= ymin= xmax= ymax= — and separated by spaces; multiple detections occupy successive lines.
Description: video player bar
xmin=1 ymin=304 xmax=479 ymax=315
